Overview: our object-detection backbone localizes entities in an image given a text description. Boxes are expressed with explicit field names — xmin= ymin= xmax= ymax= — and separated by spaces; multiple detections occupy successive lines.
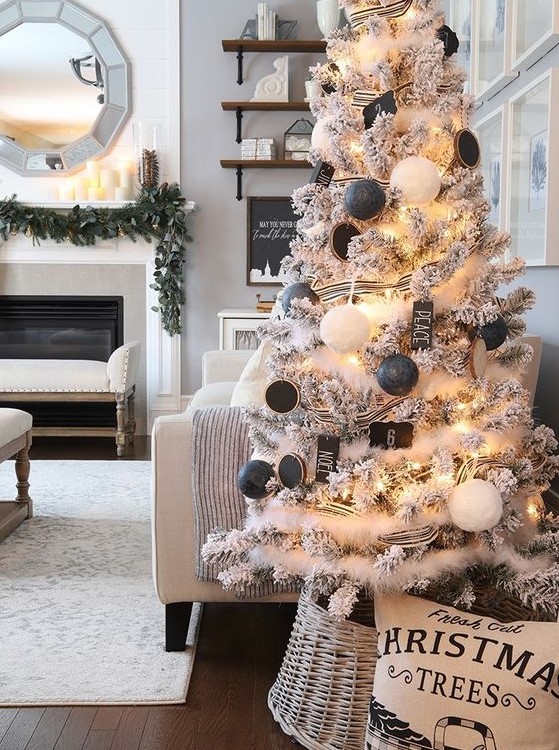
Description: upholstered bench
xmin=0 ymin=407 xmax=32 ymax=542
xmin=0 ymin=342 xmax=140 ymax=456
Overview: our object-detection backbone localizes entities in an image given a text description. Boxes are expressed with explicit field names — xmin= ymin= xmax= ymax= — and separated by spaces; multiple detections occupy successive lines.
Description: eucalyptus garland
xmin=0 ymin=182 xmax=192 ymax=335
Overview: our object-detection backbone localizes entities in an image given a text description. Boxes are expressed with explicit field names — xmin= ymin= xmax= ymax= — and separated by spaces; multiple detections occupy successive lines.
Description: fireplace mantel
xmin=0 ymin=231 xmax=190 ymax=432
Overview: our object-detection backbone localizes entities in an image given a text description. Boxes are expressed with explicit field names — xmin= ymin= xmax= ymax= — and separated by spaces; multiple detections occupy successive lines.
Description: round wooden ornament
xmin=454 ymin=128 xmax=481 ymax=169
xmin=330 ymin=221 xmax=361 ymax=261
xmin=278 ymin=453 xmax=306 ymax=489
xmin=468 ymin=337 xmax=487 ymax=379
xmin=265 ymin=379 xmax=300 ymax=414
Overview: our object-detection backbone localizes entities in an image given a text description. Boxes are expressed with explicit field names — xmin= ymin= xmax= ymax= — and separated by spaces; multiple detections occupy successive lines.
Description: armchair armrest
xmin=107 ymin=341 xmax=141 ymax=392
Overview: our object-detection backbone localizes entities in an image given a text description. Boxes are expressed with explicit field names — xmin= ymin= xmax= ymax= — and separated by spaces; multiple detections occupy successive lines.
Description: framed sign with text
xmin=247 ymin=196 xmax=298 ymax=285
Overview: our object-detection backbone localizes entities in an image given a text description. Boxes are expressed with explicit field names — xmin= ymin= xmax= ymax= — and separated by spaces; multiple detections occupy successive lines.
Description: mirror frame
xmin=0 ymin=0 xmax=131 ymax=175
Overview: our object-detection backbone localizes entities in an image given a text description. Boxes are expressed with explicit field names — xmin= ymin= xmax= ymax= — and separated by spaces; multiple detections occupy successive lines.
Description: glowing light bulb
xmin=437 ymin=473 xmax=455 ymax=485
xmin=456 ymin=402 xmax=466 ymax=411
xmin=453 ymin=421 xmax=470 ymax=434
xmin=375 ymin=481 xmax=385 ymax=492
xmin=345 ymin=354 xmax=361 ymax=367
xmin=527 ymin=503 xmax=540 ymax=520
xmin=411 ymin=462 xmax=422 ymax=470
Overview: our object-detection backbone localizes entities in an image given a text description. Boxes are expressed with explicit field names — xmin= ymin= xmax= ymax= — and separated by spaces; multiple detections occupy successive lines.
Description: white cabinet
xmin=217 ymin=309 xmax=270 ymax=350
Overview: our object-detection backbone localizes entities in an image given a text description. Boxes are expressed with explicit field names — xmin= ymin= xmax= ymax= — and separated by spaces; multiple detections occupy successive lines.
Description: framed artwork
xmin=247 ymin=197 xmax=298 ymax=285
xmin=508 ymin=69 xmax=559 ymax=265
xmin=473 ymin=0 xmax=516 ymax=102
xmin=512 ymin=0 xmax=559 ymax=70
xmin=475 ymin=107 xmax=506 ymax=228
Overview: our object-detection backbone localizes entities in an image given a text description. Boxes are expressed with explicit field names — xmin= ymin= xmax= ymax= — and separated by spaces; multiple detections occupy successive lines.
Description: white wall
xmin=181 ymin=0 xmax=323 ymax=393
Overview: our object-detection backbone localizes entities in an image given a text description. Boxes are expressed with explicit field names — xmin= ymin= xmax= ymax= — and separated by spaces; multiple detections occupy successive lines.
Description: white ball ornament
xmin=390 ymin=156 xmax=442 ymax=206
xmin=448 ymin=478 xmax=503 ymax=532
xmin=320 ymin=304 xmax=371 ymax=354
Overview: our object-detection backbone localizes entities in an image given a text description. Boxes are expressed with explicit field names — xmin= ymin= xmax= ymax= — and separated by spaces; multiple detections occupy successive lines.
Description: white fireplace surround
xmin=0 ymin=206 xmax=194 ymax=434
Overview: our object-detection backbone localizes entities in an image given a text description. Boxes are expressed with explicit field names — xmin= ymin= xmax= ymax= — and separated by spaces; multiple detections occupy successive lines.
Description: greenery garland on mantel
xmin=0 ymin=182 xmax=193 ymax=335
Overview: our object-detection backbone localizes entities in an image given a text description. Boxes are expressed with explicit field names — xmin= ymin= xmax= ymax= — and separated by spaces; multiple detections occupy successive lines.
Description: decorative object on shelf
xmin=256 ymin=2 xmax=278 ymax=41
xmin=316 ymin=0 xmax=341 ymax=38
xmin=240 ymin=18 xmax=258 ymax=39
xmin=251 ymin=55 xmax=289 ymax=101
xmin=256 ymin=293 xmax=276 ymax=312
xmin=0 ymin=184 xmax=192 ymax=335
xmin=247 ymin=197 xmax=298 ymax=285
xmin=277 ymin=20 xmax=298 ymax=40
xmin=133 ymin=122 xmax=161 ymax=189
xmin=241 ymin=138 xmax=277 ymax=160
xmin=283 ymin=118 xmax=314 ymax=160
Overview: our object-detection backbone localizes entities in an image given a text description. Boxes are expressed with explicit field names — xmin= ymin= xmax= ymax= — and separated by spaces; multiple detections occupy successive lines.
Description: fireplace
xmin=0 ymin=296 xmax=123 ymax=361
xmin=0 ymin=295 xmax=124 ymax=427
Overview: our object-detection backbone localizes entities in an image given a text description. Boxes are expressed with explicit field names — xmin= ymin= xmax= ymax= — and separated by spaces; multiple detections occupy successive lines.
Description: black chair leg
xmin=165 ymin=601 xmax=193 ymax=652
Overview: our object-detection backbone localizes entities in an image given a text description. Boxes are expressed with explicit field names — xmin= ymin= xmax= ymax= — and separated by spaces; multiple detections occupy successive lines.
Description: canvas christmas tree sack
xmin=203 ymin=0 xmax=559 ymax=623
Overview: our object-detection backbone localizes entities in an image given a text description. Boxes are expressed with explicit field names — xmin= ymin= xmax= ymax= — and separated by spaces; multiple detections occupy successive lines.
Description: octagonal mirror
xmin=0 ymin=0 xmax=131 ymax=175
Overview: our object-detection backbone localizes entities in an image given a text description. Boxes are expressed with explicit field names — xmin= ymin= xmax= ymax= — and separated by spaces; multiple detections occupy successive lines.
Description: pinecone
xmin=138 ymin=148 xmax=159 ymax=188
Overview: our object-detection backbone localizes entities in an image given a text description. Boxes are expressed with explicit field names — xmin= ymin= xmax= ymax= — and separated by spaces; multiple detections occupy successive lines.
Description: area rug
xmin=0 ymin=460 xmax=202 ymax=705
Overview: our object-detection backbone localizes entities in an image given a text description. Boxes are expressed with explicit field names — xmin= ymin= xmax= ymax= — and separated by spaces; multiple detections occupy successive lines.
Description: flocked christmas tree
xmin=204 ymin=0 xmax=559 ymax=620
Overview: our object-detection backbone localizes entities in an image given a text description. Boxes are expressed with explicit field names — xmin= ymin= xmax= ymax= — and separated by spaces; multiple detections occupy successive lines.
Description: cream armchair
xmin=151 ymin=337 xmax=542 ymax=651
xmin=151 ymin=350 xmax=298 ymax=651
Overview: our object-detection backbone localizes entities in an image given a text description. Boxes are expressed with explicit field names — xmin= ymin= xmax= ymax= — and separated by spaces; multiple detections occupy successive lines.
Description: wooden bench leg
xmin=127 ymin=390 xmax=136 ymax=446
xmin=115 ymin=392 xmax=127 ymax=457
xmin=15 ymin=432 xmax=32 ymax=518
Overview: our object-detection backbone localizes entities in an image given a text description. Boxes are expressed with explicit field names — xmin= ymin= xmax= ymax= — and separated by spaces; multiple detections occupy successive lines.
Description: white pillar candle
xmin=59 ymin=180 xmax=74 ymax=202
xmin=114 ymin=186 xmax=132 ymax=202
xmin=117 ymin=160 xmax=133 ymax=191
xmin=100 ymin=169 xmax=117 ymax=200
xmin=73 ymin=178 xmax=88 ymax=202
xmin=86 ymin=160 xmax=100 ymax=187
xmin=88 ymin=186 xmax=104 ymax=202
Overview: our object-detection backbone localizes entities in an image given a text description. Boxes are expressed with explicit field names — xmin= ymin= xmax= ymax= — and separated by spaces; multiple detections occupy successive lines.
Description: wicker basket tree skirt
xmin=268 ymin=591 xmax=378 ymax=750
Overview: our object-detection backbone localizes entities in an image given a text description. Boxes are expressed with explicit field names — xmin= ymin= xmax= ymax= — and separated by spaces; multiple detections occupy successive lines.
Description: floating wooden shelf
xmin=222 ymin=39 xmax=326 ymax=84
xmin=221 ymin=101 xmax=311 ymax=142
xmin=220 ymin=159 xmax=312 ymax=200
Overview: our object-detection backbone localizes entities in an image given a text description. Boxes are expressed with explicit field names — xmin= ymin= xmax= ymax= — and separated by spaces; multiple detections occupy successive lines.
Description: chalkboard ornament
xmin=330 ymin=221 xmax=361 ymax=261
xmin=376 ymin=354 xmax=419 ymax=396
xmin=454 ymin=128 xmax=481 ymax=169
xmin=390 ymin=156 xmax=441 ymax=206
xmin=369 ymin=420 xmax=414 ymax=449
xmin=478 ymin=315 xmax=508 ymax=351
xmin=281 ymin=282 xmax=321 ymax=313
xmin=237 ymin=459 xmax=275 ymax=500
xmin=320 ymin=303 xmax=371 ymax=354
xmin=265 ymin=379 xmax=301 ymax=414
xmin=363 ymin=90 xmax=398 ymax=129
xmin=278 ymin=453 xmax=306 ymax=489
xmin=344 ymin=179 xmax=386 ymax=221
xmin=447 ymin=478 xmax=503 ymax=532
xmin=436 ymin=24 xmax=459 ymax=56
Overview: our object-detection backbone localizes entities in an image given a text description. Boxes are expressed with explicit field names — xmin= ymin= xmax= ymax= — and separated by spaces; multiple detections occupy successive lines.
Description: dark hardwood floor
xmin=2 ymin=437 xmax=298 ymax=750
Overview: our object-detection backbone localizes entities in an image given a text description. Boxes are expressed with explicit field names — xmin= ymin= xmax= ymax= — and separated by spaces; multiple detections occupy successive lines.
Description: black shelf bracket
xmin=236 ymin=48 xmax=244 ymax=84
xmin=235 ymin=165 xmax=244 ymax=201
xmin=235 ymin=107 xmax=243 ymax=143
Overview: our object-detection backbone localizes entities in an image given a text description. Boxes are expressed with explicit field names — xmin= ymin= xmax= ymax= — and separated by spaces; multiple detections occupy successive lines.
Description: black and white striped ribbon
xmin=378 ymin=524 xmax=439 ymax=547
xmin=307 ymin=396 xmax=407 ymax=427
xmin=347 ymin=0 xmax=414 ymax=29
xmin=309 ymin=271 xmax=421 ymax=302
xmin=352 ymin=89 xmax=380 ymax=109
xmin=331 ymin=175 xmax=391 ymax=189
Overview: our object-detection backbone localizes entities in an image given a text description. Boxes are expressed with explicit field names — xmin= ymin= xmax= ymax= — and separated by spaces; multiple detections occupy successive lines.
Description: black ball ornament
xmin=281 ymin=283 xmax=320 ymax=313
xmin=377 ymin=354 xmax=419 ymax=396
xmin=478 ymin=316 xmax=508 ymax=351
xmin=437 ymin=25 xmax=459 ymax=57
xmin=237 ymin=460 xmax=275 ymax=499
xmin=344 ymin=179 xmax=386 ymax=221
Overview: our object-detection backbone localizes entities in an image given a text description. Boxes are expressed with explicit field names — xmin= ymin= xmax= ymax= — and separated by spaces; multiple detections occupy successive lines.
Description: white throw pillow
xmin=230 ymin=341 xmax=271 ymax=407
